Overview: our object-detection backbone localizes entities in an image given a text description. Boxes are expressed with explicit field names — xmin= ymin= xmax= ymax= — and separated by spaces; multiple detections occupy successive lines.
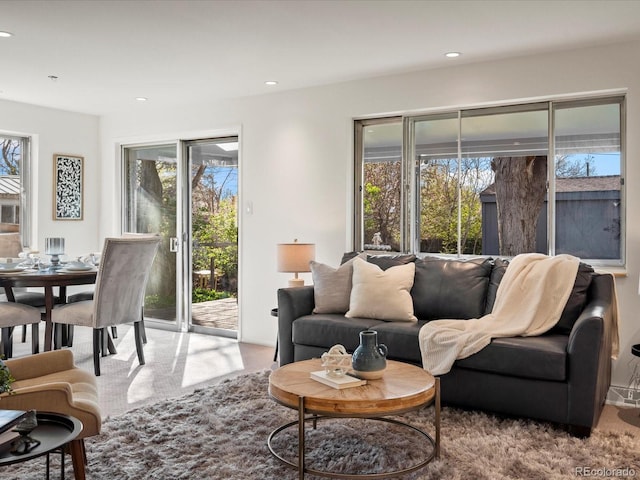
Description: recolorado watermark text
xmin=575 ymin=467 xmax=636 ymax=477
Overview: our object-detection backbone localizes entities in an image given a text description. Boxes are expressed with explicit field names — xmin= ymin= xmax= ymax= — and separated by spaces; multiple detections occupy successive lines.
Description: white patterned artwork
xmin=53 ymin=154 xmax=83 ymax=220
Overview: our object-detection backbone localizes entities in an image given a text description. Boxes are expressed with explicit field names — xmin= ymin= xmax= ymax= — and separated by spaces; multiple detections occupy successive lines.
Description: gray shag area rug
xmin=6 ymin=370 xmax=640 ymax=479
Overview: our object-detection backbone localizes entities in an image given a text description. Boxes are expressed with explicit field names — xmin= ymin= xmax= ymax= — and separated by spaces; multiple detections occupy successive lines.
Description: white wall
xmin=4 ymin=38 xmax=637 ymax=392
xmin=0 ymin=99 xmax=100 ymax=257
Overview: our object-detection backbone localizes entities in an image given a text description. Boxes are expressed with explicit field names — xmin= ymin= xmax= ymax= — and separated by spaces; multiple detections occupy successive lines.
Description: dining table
xmin=0 ymin=267 xmax=97 ymax=352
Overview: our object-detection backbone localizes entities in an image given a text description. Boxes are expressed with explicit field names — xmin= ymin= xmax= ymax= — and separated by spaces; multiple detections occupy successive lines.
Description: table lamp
xmin=277 ymin=239 xmax=315 ymax=287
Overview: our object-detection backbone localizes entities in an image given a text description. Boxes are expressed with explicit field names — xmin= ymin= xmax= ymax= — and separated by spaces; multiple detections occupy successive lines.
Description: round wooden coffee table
xmin=268 ymin=358 xmax=440 ymax=479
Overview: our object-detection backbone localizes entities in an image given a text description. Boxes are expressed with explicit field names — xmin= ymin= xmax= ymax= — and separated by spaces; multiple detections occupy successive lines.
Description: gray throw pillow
xmin=311 ymin=253 xmax=366 ymax=314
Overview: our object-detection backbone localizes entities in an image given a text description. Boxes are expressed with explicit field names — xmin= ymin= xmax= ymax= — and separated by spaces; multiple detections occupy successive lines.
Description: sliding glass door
xmin=123 ymin=143 xmax=180 ymax=328
xmin=187 ymin=138 xmax=238 ymax=337
xmin=122 ymin=137 xmax=239 ymax=335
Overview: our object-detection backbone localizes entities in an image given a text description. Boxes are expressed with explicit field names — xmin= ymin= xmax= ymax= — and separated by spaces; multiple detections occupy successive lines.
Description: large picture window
xmin=354 ymin=96 xmax=624 ymax=266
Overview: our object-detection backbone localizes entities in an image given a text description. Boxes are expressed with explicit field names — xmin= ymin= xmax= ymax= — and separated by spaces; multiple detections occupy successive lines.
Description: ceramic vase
xmin=351 ymin=330 xmax=388 ymax=380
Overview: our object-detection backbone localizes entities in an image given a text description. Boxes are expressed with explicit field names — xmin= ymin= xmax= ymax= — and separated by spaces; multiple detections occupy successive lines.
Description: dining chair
xmin=0 ymin=301 xmax=42 ymax=358
xmin=51 ymin=235 xmax=161 ymax=376
xmin=0 ymin=290 xmax=61 ymax=343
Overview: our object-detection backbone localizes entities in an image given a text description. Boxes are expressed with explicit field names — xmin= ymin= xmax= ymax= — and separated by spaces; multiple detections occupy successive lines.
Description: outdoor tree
xmin=491 ymin=156 xmax=547 ymax=256
xmin=363 ymin=161 xmax=401 ymax=250
xmin=420 ymin=157 xmax=489 ymax=254
xmin=0 ymin=138 xmax=20 ymax=175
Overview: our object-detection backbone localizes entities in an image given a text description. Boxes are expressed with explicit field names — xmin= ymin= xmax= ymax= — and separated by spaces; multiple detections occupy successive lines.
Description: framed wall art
xmin=53 ymin=154 xmax=84 ymax=220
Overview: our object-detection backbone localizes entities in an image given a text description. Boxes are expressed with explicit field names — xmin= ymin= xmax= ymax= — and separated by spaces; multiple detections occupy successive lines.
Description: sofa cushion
xmin=346 ymin=258 xmax=417 ymax=322
xmin=310 ymin=254 xmax=365 ymax=314
xmin=293 ymin=314 xmax=384 ymax=352
xmin=454 ymin=334 xmax=569 ymax=381
xmin=366 ymin=254 xmax=416 ymax=270
xmin=412 ymin=257 xmax=492 ymax=320
xmin=551 ymin=263 xmax=594 ymax=334
xmin=484 ymin=258 xmax=508 ymax=314
xmin=486 ymin=258 xmax=594 ymax=333
xmin=369 ymin=321 xmax=426 ymax=365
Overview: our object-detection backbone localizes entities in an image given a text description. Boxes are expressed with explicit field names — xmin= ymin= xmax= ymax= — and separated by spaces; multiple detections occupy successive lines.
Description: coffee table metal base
xmin=268 ymin=379 xmax=440 ymax=480
xmin=268 ymin=415 xmax=437 ymax=479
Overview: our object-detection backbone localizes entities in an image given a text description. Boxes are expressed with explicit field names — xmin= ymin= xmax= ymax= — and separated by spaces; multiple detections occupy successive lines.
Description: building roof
xmin=481 ymin=175 xmax=620 ymax=196
xmin=0 ymin=176 xmax=20 ymax=196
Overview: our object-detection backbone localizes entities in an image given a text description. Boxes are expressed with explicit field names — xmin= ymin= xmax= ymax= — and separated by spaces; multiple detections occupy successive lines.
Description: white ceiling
xmin=2 ymin=0 xmax=640 ymax=116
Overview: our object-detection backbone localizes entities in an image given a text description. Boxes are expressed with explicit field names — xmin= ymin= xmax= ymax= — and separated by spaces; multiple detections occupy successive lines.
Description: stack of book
xmin=310 ymin=370 xmax=367 ymax=389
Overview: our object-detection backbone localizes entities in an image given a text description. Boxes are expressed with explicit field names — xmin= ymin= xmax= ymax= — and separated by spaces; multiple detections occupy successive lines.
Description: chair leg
xmin=1 ymin=326 xmax=13 ymax=359
xmin=100 ymin=328 xmax=110 ymax=357
xmin=92 ymin=329 xmax=102 ymax=376
xmin=21 ymin=324 xmax=27 ymax=343
xmin=69 ymin=439 xmax=86 ymax=480
xmin=111 ymin=326 xmax=118 ymax=339
xmin=140 ymin=307 xmax=147 ymax=344
xmin=66 ymin=325 xmax=74 ymax=347
xmin=134 ymin=321 xmax=146 ymax=366
xmin=31 ymin=322 xmax=39 ymax=354
xmin=53 ymin=324 xmax=63 ymax=350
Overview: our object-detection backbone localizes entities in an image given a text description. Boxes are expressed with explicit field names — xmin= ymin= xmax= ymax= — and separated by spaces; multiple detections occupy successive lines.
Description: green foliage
xmin=192 ymin=288 xmax=233 ymax=303
xmin=0 ymin=358 xmax=15 ymax=394
xmin=363 ymin=162 xmax=401 ymax=250
xmin=192 ymin=196 xmax=238 ymax=292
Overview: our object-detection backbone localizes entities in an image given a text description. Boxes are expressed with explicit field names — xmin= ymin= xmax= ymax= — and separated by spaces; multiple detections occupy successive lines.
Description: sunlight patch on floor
xmin=181 ymin=335 xmax=245 ymax=388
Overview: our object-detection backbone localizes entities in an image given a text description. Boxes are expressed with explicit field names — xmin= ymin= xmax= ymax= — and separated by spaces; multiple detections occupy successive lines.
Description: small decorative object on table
xmin=352 ymin=329 xmax=388 ymax=380
xmin=320 ymin=344 xmax=352 ymax=378
xmin=44 ymin=237 xmax=65 ymax=270
xmin=10 ymin=409 xmax=40 ymax=454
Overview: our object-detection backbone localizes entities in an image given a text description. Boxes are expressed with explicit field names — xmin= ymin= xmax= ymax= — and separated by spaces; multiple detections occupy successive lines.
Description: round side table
xmin=0 ymin=412 xmax=82 ymax=480
xmin=632 ymin=344 xmax=640 ymax=358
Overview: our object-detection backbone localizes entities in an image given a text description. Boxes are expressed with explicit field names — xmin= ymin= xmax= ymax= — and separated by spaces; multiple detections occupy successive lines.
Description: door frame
xmin=117 ymin=127 xmax=241 ymax=336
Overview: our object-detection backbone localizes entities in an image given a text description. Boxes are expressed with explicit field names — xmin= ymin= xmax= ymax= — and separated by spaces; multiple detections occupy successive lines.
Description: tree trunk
xmin=491 ymin=156 xmax=547 ymax=256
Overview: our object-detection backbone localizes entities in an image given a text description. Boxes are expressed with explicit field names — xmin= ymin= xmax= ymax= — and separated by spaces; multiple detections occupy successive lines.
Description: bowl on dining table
xmin=64 ymin=261 xmax=94 ymax=271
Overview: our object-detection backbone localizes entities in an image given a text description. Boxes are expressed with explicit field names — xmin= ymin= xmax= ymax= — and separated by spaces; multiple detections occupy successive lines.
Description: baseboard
xmin=606 ymin=385 xmax=640 ymax=407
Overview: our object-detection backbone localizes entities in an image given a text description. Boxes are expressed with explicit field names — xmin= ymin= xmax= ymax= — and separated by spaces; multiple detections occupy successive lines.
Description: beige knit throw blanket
xmin=419 ymin=253 xmax=580 ymax=376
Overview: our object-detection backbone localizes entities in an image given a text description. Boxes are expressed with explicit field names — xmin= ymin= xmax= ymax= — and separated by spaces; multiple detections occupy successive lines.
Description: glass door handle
xmin=170 ymin=237 xmax=179 ymax=253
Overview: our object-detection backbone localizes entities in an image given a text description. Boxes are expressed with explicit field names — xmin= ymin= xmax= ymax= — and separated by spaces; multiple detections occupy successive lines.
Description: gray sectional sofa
xmin=277 ymin=254 xmax=616 ymax=437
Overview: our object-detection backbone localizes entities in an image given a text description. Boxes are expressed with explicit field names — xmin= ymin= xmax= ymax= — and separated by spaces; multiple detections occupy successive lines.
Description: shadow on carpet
xmin=6 ymin=370 xmax=639 ymax=479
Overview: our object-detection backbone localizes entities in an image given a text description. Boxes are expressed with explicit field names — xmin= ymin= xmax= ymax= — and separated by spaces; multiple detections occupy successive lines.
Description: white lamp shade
xmin=277 ymin=243 xmax=315 ymax=273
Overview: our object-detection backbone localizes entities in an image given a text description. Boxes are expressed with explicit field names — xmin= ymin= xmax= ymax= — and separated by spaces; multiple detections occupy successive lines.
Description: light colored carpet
xmin=7 ymin=370 xmax=640 ymax=480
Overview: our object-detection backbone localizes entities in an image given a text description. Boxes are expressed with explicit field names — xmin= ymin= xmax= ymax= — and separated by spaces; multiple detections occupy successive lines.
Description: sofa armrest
xmin=277 ymin=286 xmax=315 ymax=366
xmin=5 ymin=350 xmax=76 ymax=381
xmin=566 ymin=273 xmax=614 ymax=432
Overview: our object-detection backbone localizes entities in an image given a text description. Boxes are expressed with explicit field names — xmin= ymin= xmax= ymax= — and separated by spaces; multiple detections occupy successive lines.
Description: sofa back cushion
xmin=341 ymin=252 xmax=416 ymax=270
xmin=411 ymin=257 xmax=492 ymax=320
xmin=552 ymin=262 xmax=594 ymax=333
xmin=485 ymin=258 xmax=594 ymax=333
xmin=484 ymin=258 xmax=509 ymax=315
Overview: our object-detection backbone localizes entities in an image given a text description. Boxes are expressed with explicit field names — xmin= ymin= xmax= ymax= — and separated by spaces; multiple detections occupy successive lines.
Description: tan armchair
xmin=0 ymin=349 xmax=101 ymax=480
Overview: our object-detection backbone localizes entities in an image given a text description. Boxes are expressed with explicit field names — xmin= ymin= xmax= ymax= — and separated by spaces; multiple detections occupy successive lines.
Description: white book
xmin=310 ymin=370 xmax=367 ymax=389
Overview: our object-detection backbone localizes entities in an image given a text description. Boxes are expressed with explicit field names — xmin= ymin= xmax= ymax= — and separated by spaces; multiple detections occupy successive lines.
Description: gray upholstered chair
xmin=51 ymin=235 xmax=161 ymax=376
xmin=0 ymin=301 xmax=42 ymax=358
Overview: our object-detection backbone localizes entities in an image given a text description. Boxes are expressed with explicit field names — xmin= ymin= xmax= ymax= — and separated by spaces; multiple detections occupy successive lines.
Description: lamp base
xmin=288 ymin=278 xmax=305 ymax=288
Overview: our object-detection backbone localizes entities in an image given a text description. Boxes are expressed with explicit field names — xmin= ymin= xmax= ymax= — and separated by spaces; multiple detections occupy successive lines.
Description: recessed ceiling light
xmin=265 ymin=80 xmax=278 ymax=86
xmin=445 ymin=52 xmax=461 ymax=58
xmin=135 ymin=97 xmax=148 ymax=102
xmin=0 ymin=31 xmax=13 ymax=38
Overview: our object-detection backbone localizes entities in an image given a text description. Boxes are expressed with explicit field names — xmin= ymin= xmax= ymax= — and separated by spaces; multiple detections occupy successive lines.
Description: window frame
xmin=354 ymin=95 xmax=626 ymax=267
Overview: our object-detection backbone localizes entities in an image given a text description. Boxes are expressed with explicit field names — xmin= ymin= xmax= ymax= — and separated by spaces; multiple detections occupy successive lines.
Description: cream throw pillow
xmin=346 ymin=258 xmax=417 ymax=322
xmin=311 ymin=253 xmax=366 ymax=314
